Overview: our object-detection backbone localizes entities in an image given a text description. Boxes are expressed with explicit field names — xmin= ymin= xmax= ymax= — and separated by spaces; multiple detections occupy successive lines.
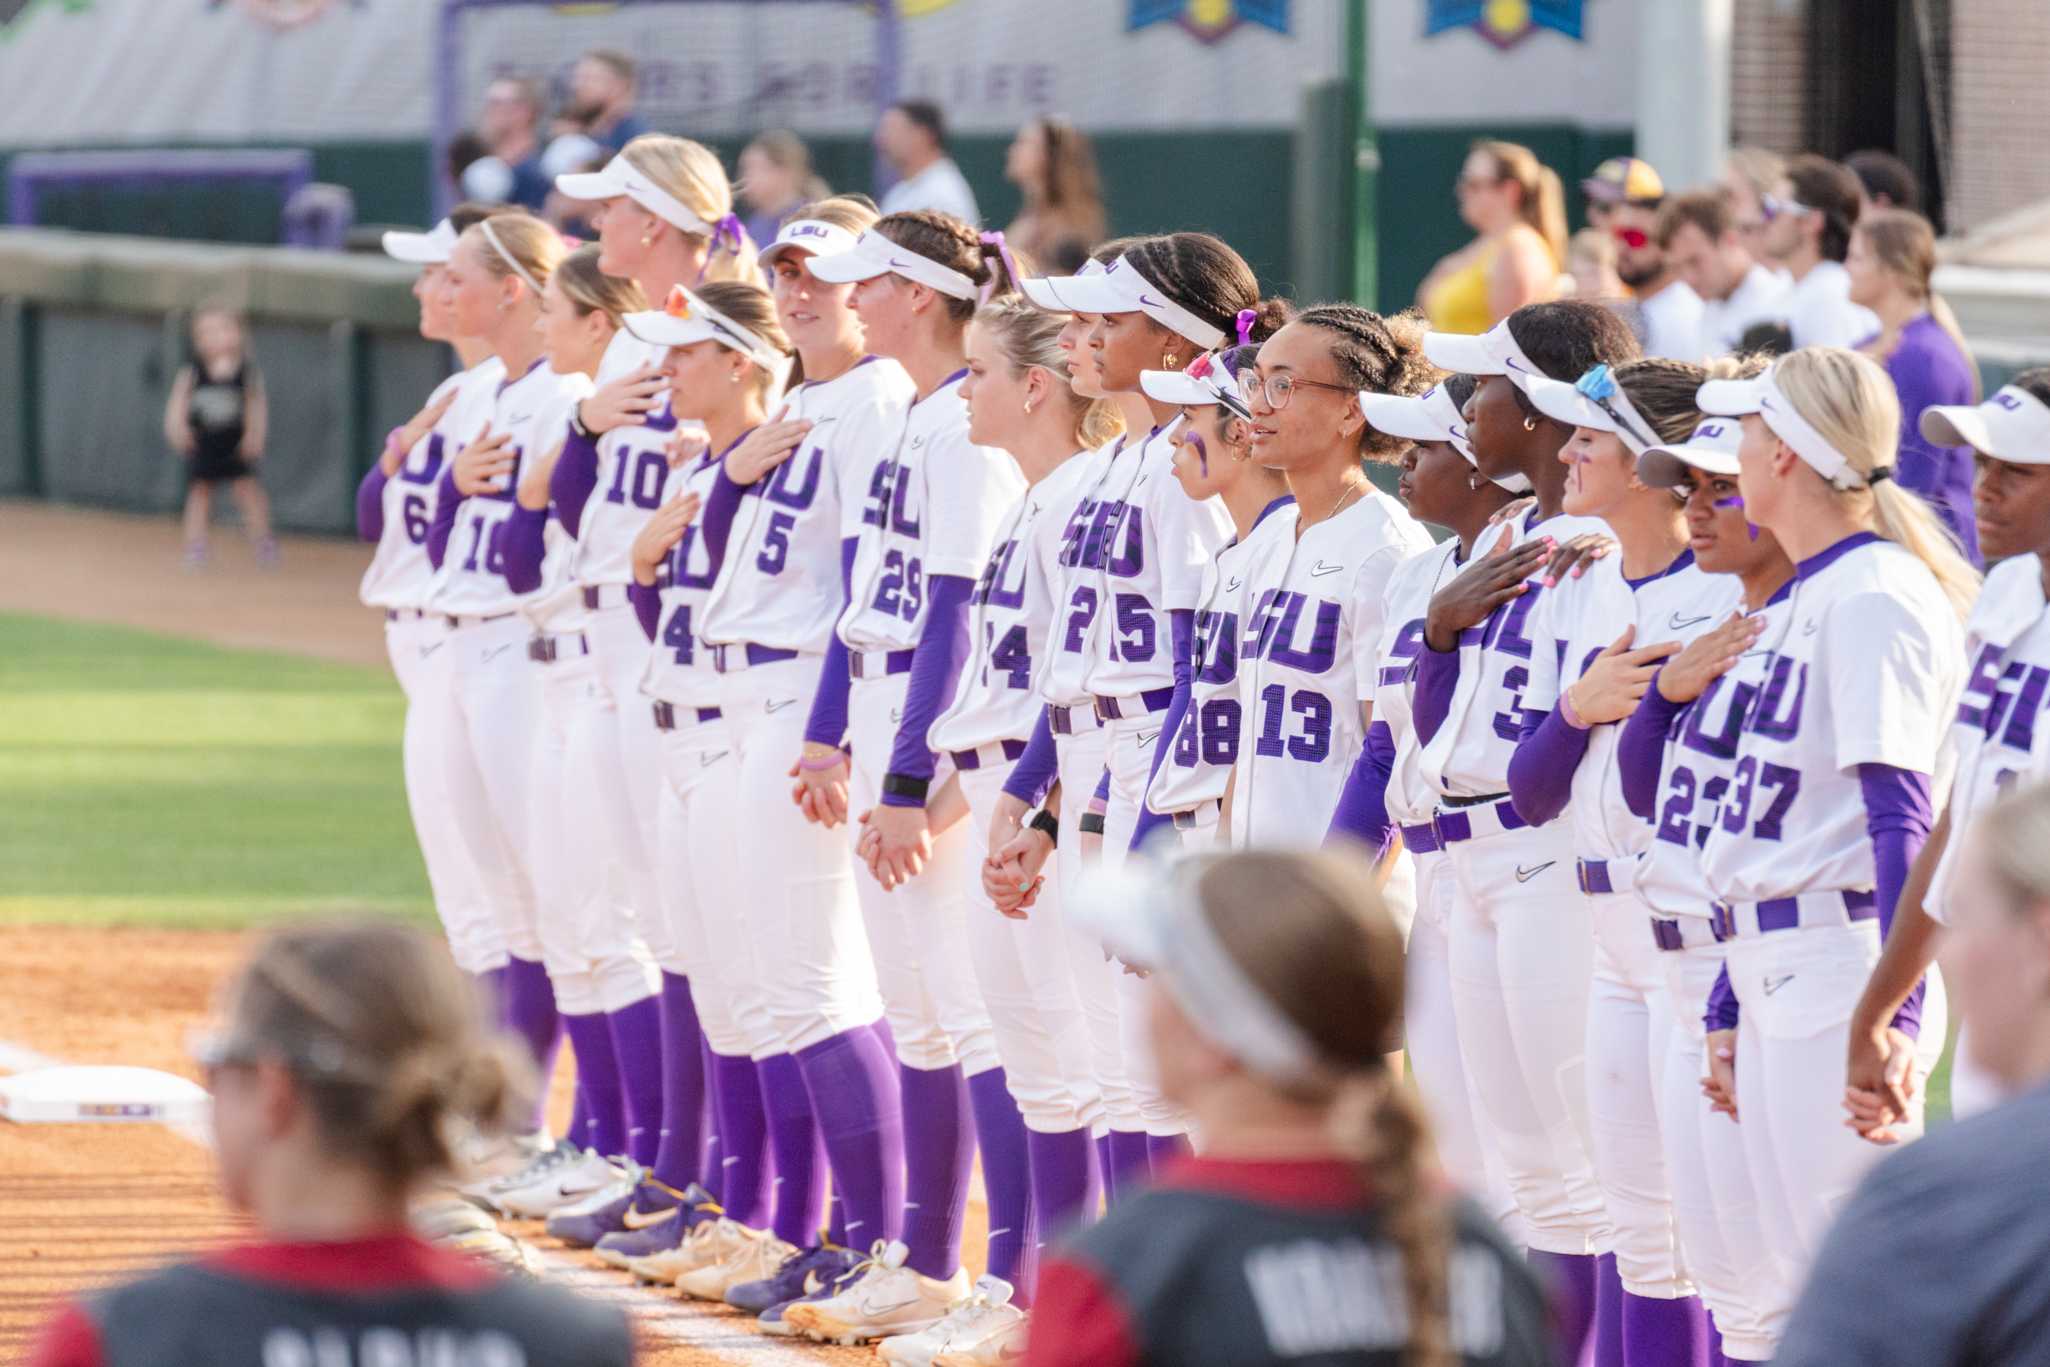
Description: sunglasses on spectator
xmin=1612 ymin=225 xmax=1651 ymax=251
xmin=1758 ymin=193 xmax=1816 ymax=223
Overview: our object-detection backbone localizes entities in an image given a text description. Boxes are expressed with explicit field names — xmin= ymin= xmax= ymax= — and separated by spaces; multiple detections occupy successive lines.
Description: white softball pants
xmin=847 ymin=673 xmax=997 ymax=1076
xmin=437 ymin=614 xmax=544 ymax=964
xmin=580 ymin=602 xmax=677 ymax=972
xmin=955 ymin=759 xmax=1105 ymax=1134
xmin=386 ymin=614 xmax=506 ymax=975
xmin=1098 ymin=709 xmax=1187 ymax=1136
xmin=1052 ymin=716 xmax=1128 ymax=1137
xmin=1443 ymin=818 xmax=1611 ymax=1255
xmin=528 ymin=649 xmax=658 ymax=1016
xmin=715 ymin=655 xmax=883 ymax=1053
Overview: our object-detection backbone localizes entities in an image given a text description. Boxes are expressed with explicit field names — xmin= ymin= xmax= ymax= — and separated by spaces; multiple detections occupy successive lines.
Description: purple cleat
xmin=546 ymin=1174 xmax=685 ymax=1249
xmin=592 ymin=1183 xmax=721 ymax=1269
xmin=743 ymin=1239 xmax=866 ymax=1331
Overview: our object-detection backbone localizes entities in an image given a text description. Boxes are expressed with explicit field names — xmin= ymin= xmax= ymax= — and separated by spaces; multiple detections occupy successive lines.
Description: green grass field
xmin=0 ymin=613 xmax=431 ymax=928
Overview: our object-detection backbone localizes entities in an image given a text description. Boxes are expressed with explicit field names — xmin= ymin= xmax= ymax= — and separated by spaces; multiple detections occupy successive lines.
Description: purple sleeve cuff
xmin=628 ymin=581 xmax=663 ymax=641
xmin=1002 ymin=713 xmax=1059 ymax=807
xmin=550 ymin=428 xmax=601 ymax=539
xmin=1326 ymin=720 xmax=1397 ymax=853
xmin=1129 ymin=610 xmax=1197 ymax=853
xmin=355 ymin=462 xmax=390 ymax=542
xmin=881 ymin=573 xmax=976 ymax=806
xmin=1412 ymin=643 xmax=1459 ymax=745
xmin=1705 ymin=963 xmax=1740 ymax=1033
xmin=1618 ymin=679 xmax=1685 ymax=821
xmin=1093 ymin=767 xmax=1112 ymax=805
xmin=499 ymin=503 xmax=548 ymax=594
xmin=802 ymin=537 xmax=860 ymax=749
xmin=425 ymin=467 xmax=463 ymax=571
xmin=696 ymin=467 xmax=746 ymax=576
xmin=1859 ymin=762 xmax=1936 ymax=1039
xmin=1507 ymin=702 xmax=1590 ymax=828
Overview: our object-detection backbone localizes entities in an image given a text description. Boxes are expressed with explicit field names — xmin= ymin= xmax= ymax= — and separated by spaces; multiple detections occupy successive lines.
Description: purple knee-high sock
xmin=898 ymin=1063 xmax=974 ymax=1280
xmin=562 ymin=1012 xmax=626 ymax=1156
xmin=1104 ymin=1130 xmax=1152 ymax=1204
xmin=796 ymin=1026 xmax=904 ymax=1251
xmin=1594 ymin=1253 xmax=1623 ymax=1367
xmin=567 ymin=1088 xmax=590 ymax=1149
xmin=1145 ymin=1132 xmax=1192 ymax=1173
xmin=647 ymin=973 xmax=706 ymax=1186
xmin=1024 ymin=1127 xmax=1098 ymax=1306
xmin=1707 ymin=1317 xmax=1724 ymax=1367
xmin=967 ymin=1069 xmax=1034 ymax=1289
xmin=607 ymin=994 xmax=665 ymax=1165
xmin=760 ymin=1053 xmax=827 ymax=1244
xmin=709 ymin=1052 xmax=768 ymax=1223
xmin=1623 ymin=1293 xmax=1710 ymax=1367
xmin=1529 ymin=1251 xmax=1599 ymax=1367
xmin=502 ymin=958 xmax=560 ymax=1129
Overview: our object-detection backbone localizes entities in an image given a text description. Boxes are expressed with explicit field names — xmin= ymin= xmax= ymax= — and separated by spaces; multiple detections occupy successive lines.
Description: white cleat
xmin=781 ymin=1239 xmax=970 ymax=1346
xmin=931 ymin=1315 xmax=1028 ymax=1366
xmin=458 ymin=1136 xmax=575 ymax=1212
xmin=878 ymin=1276 xmax=1025 ymax=1367
xmin=495 ymin=1148 xmax=626 ymax=1220
xmin=673 ymin=1222 xmax=796 ymax=1302
xmin=625 ymin=1211 xmax=744 ymax=1285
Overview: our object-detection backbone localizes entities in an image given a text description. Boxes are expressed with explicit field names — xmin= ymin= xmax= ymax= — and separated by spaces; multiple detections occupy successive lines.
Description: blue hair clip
xmin=1575 ymin=364 xmax=1618 ymax=402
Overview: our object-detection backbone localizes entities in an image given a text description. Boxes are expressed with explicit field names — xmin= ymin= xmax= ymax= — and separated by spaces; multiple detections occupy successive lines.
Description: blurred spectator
xmin=1761 ymin=153 xmax=1877 ymax=349
xmin=1847 ymin=207 xmax=1982 ymax=563
xmin=1005 ymin=115 xmax=1107 ymax=274
xmin=571 ymin=49 xmax=647 ymax=154
xmin=1417 ymin=139 xmax=1565 ymax=333
xmin=876 ymin=99 xmax=981 ymax=225
xmin=738 ymin=129 xmax=828 ymax=247
xmin=1607 ymin=176 xmax=1703 ymax=360
xmin=164 ymin=303 xmax=274 ymax=571
xmin=445 ymin=129 xmax=491 ymax=198
xmin=1722 ymin=145 xmax=1787 ymax=272
xmin=463 ymin=76 xmax=551 ymax=211
xmin=1567 ymin=226 xmax=1627 ymax=300
xmin=1657 ymin=188 xmax=1790 ymax=358
xmin=1775 ymin=782 xmax=2050 ymax=1367
xmin=1580 ymin=154 xmax=1662 ymax=235
xmin=1847 ymin=147 xmax=1921 ymax=212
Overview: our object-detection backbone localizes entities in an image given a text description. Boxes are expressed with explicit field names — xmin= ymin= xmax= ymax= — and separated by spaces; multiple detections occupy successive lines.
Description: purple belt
xmin=1429 ymin=794 xmax=1525 ymax=846
xmin=1577 ymin=859 xmax=1616 ymax=896
xmin=1649 ymin=917 xmax=1720 ymax=952
xmin=950 ymin=738 xmax=1029 ymax=771
xmin=527 ymin=633 xmax=589 ymax=664
xmin=443 ymin=611 xmax=515 ymax=630
xmin=712 ymin=643 xmax=800 ymax=674
xmin=848 ymin=649 xmax=916 ymax=680
xmin=384 ymin=608 xmax=429 ymax=623
xmin=1047 ymin=703 xmax=1093 ymax=735
xmin=1093 ymin=687 xmax=1176 ymax=722
xmin=652 ymin=701 xmax=723 ymax=731
xmin=582 ymin=585 xmax=631 ymax=610
xmin=1710 ymin=889 xmax=1878 ymax=942
xmin=1401 ymin=822 xmax=1440 ymax=855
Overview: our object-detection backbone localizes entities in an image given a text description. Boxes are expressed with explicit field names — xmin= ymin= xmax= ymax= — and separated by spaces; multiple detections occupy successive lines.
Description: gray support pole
xmin=1636 ymin=0 xmax=1731 ymax=190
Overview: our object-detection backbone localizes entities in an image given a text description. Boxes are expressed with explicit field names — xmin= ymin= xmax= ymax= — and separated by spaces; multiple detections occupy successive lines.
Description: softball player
xmin=1846 ymin=372 xmax=2050 ymax=1131
xmin=1410 ymin=302 xmax=1641 ymax=1363
xmin=1510 ymin=359 xmax=1749 ymax=1364
xmin=782 ymin=211 xmax=1027 ymax=1344
xmin=1682 ymin=348 xmax=1971 ymax=1344
xmin=691 ymin=199 xmax=909 ymax=1324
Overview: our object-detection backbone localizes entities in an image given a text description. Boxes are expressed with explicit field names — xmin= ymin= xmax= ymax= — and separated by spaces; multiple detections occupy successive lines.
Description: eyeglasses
xmin=1239 ymin=370 xmax=1354 ymax=412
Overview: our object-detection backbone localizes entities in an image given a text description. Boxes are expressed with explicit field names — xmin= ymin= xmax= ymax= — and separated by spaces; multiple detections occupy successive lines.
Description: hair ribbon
xmin=979 ymin=230 xmax=1022 ymax=305
xmin=1235 ymin=308 xmax=1258 ymax=347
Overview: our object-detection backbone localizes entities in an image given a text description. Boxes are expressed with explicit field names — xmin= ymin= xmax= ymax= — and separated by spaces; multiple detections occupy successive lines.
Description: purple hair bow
xmin=1235 ymin=308 xmax=1258 ymax=347
xmin=980 ymin=230 xmax=1023 ymax=305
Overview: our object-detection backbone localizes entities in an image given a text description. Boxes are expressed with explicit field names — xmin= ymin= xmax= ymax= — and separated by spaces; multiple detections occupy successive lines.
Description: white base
xmin=0 ymin=1065 xmax=210 ymax=1126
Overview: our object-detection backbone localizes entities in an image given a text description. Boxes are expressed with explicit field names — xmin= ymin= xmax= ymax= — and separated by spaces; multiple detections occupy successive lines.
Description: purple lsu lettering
xmin=1657 ymin=656 xmax=1808 ymax=848
xmin=1173 ymin=608 xmax=1244 ymax=770
xmin=1956 ymin=643 xmax=2050 ymax=752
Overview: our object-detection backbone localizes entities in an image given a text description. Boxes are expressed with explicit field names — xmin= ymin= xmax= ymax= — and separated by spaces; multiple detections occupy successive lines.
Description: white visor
xmin=805 ymin=229 xmax=978 ymax=300
xmin=1637 ymin=417 xmax=1746 ymax=488
xmin=623 ymin=286 xmax=787 ymax=373
xmin=1140 ymin=351 xmax=1250 ymax=419
xmin=757 ymin=217 xmax=861 ymax=269
xmin=1921 ymin=385 xmax=2050 ymax=465
xmin=1422 ymin=318 xmax=1549 ymax=394
xmin=382 ymin=219 xmax=458 ymax=265
xmin=1018 ymin=256 xmax=1111 ymax=312
xmin=1698 ymin=366 xmax=1864 ymax=489
xmin=1016 ymin=254 xmax=1226 ymax=350
xmin=1521 ymin=370 xmax=1661 ymax=456
xmin=555 ymin=153 xmax=713 ymax=237
xmin=1359 ymin=385 xmax=1530 ymax=493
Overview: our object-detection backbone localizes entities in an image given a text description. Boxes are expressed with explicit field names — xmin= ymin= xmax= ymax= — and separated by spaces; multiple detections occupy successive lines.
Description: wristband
xmin=1560 ymin=686 xmax=1591 ymax=731
xmin=1079 ymin=812 xmax=1107 ymax=836
xmin=1028 ymin=808 xmax=1060 ymax=847
xmin=569 ymin=401 xmax=595 ymax=441
xmin=882 ymin=772 xmax=930 ymax=804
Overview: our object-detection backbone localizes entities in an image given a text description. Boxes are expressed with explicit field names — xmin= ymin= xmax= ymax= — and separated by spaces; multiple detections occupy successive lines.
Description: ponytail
xmin=1531 ymin=163 xmax=1568 ymax=268
xmin=1869 ymin=480 xmax=1981 ymax=619
xmin=1357 ymin=1078 xmax=1454 ymax=1367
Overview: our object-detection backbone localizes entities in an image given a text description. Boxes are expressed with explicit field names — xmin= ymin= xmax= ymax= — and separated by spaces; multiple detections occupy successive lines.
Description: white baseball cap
xmin=1139 ymin=350 xmax=1251 ymax=419
xmin=1019 ymin=254 xmax=1226 ymax=350
xmin=622 ymin=285 xmax=787 ymax=372
xmin=1359 ymin=384 xmax=1531 ymax=493
xmin=1637 ymin=417 xmax=1747 ymax=488
xmin=757 ymin=217 xmax=861 ymax=269
xmin=1522 ymin=365 xmax=1661 ymax=456
xmin=1421 ymin=318 xmax=1548 ymax=393
xmin=804 ymin=228 xmax=978 ymax=300
xmin=1921 ymin=385 xmax=2050 ymax=465
xmin=382 ymin=219 xmax=459 ymax=265
xmin=1697 ymin=364 xmax=1868 ymax=490
xmin=556 ymin=153 xmax=717 ymax=237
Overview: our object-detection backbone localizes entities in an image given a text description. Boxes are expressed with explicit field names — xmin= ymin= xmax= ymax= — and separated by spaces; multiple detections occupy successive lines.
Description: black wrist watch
xmin=1028 ymin=808 xmax=1060 ymax=846
xmin=882 ymin=772 xmax=930 ymax=804
xmin=1078 ymin=811 xmax=1107 ymax=836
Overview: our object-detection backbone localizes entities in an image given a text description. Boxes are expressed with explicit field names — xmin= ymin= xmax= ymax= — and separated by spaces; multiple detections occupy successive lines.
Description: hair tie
xmin=978 ymin=230 xmax=1022 ymax=306
xmin=1866 ymin=465 xmax=1894 ymax=487
xmin=1235 ymin=308 xmax=1258 ymax=347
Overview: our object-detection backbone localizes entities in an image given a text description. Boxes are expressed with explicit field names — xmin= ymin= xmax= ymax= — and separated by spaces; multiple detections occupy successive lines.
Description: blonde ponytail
xmin=622 ymin=135 xmax=765 ymax=288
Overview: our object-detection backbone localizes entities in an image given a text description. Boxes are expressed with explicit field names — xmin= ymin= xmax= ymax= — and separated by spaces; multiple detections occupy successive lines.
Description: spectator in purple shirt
xmin=1847 ymin=207 xmax=1982 ymax=564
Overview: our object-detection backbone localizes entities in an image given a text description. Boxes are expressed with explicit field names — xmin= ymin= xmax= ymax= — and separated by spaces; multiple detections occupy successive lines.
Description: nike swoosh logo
xmin=858 ymin=1294 xmax=923 ymax=1315
xmin=1309 ymin=561 xmax=1343 ymax=577
xmin=1137 ymin=731 xmax=1161 ymax=750
xmin=890 ymin=708 xmax=903 ymax=723
xmin=802 ymin=1270 xmax=824 ymax=1295
xmin=1226 ymin=576 xmax=1242 ymax=591
xmin=558 ymin=1177 xmax=608 ymax=1199
xmin=482 ymin=644 xmax=514 ymax=662
xmin=621 ymin=1204 xmax=673 ymax=1230
xmin=888 ymin=257 xmax=915 ymax=269
xmin=507 ymin=413 xmax=534 ymax=425
xmin=765 ymin=698 xmax=795 ymax=713
xmin=1504 ymin=356 xmax=1531 ymax=374
xmin=1763 ymin=973 xmax=1795 ymax=996
xmin=1802 ymin=620 xmax=1819 ymax=635
xmin=1514 ymin=861 xmax=1556 ymax=883
xmin=1138 ymin=294 xmax=1164 ymax=309
xmin=419 ymin=640 xmax=446 ymax=658
xmin=1669 ymin=613 xmax=1712 ymax=629
xmin=700 ymin=750 xmax=730 ymax=767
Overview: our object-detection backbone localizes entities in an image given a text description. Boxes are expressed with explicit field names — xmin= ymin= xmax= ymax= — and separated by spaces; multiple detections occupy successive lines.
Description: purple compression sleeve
xmin=804 ymin=537 xmax=859 ymax=749
xmin=356 ymin=463 xmax=390 ymax=543
xmin=695 ymin=464 xmax=746 ymax=570
xmin=1327 ymin=720 xmax=1397 ymax=852
xmin=1858 ymin=762 xmax=1935 ymax=1039
xmin=1412 ymin=643 xmax=1459 ymax=745
xmin=1705 ymin=963 xmax=1740 ymax=1033
xmin=550 ymin=427 xmax=601 ymax=539
xmin=1128 ymin=609 xmax=1196 ymax=852
xmin=1508 ymin=702 xmax=1592 ymax=828
xmin=881 ymin=574 xmax=976 ymax=806
xmin=425 ymin=468 xmax=463 ymax=571
xmin=628 ymin=581 xmax=663 ymax=641
xmin=1618 ymin=681 xmax=1685 ymax=821
xmin=499 ymin=503 xmax=549 ymax=594
xmin=1001 ymin=712 xmax=1058 ymax=807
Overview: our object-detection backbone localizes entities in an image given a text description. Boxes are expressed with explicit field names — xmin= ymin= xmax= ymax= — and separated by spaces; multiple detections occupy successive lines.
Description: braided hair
xmin=1122 ymin=232 xmax=1290 ymax=345
xmin=874 ymin=209 xmax=1017 ymax=324
xmin=1293 ymin=304 xmax=1442 ymax=461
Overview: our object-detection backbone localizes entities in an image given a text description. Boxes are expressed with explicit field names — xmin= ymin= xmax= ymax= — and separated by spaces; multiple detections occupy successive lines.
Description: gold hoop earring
xmin=1523 ymin=414 xmax=1538 ymax=432
xmin=1468 ymin=471 xmax=1486 ymax=491
xmin=1162 ymin=353 xmax=1180 ymax=369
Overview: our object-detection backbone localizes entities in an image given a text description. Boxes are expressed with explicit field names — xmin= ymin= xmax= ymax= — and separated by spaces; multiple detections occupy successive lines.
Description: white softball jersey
xmin=930 ymin=453 xmax=1097 ymax=754
xmin=1694 ymin=534 xmax=1965 ymax=907
xmin=1418 ymin=510 xmax=1612 ymax=799
xmin=1373 ymin=536 xmax=1465 ymax=828
xmin=1228 ymin=491 xmax=1434 ymax=845
xmin=1144 ymin=501 xmax=1293 ymax=817
xmin=1927 ymin=552 xmax=2050 ymax=924
xmin=1038 ymin=435 xmax=1132 ymax=708
xmin=1080 ymin=422 xmax=1233 ymax=699
xmin=428 ymin=362 xmax=592 ymax=618
xmin=1635 ymin=586 xmax=1797 ymax=923
xmin=637 ymin=448 xmax=734 ymax=710
xmin=567 ymin=331 xmax=685 ymax=590
xmin=700 ymin=356 xmax=916 ymax=652
xmin=359 ymin=358 xmax=504 ymax=610
xmin=1520 ymin=552 xmax=1743 ymax=861
xmin=836 ymin=371 xmax=1025 ymax=653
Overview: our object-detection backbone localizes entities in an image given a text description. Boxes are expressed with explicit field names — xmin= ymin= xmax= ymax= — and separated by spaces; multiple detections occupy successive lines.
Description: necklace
xmin=1323 ymin=477 xmax=1365 ymax=524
